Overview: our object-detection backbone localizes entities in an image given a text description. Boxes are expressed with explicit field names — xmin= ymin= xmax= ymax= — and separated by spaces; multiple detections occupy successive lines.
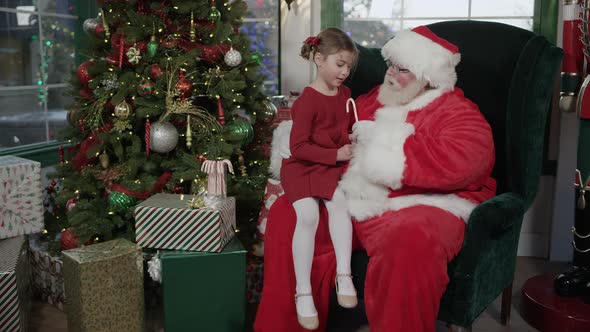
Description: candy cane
xmin=200 ymin=159 xmax=233 ymax=197
xmin=346 ymin=98 xmax=358 ymax=123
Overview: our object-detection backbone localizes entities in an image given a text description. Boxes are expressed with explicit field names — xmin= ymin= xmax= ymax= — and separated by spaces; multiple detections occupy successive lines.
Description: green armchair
xmin=328 ymin=21 xmax=563 ymax=330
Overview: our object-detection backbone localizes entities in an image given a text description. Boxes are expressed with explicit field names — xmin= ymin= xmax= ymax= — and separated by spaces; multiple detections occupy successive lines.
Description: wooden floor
xmin=29 ymin=257 xmax=572 ymax=332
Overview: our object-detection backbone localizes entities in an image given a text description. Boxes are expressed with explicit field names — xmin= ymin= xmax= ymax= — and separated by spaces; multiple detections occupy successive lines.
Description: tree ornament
xmin=114 ymin=101 xmax=132 ymax=120
xmin=175 ymin=71 xmax=192 ymax=99
xmin=162 ymin=35 xmax=178 ymax=48
xmin=137 ymin=79 xmax=155 ymax=96
xmin=150 ymin=121 xmax=179 ymax=153
xmin=250 ymin=52 xmax=263 ymax=65
xmin=147 ymin=35 xmax=159 ymax=58
xmin=61 ymin=227 xmax=79 ymax=250
xmin=217 ymin=96 xmax=225 ymax=125
xmin=186 ymin=115 xmax=192 ymax=148
xmin=225 ymin=119 xmax=254 ymax=146
xmin=99 ymin=152 xmax=110 ymax=169
xmin=99 ymin=8 xmax=110 ymax=38
xmin=94 ymin=24 xmax=105 ymax=37
xmin=145 ymin=116 xmax=151 ymax=157
xmin=83 ymin=18 xmax=99 ymax=35
xmin=127 ymin=45 xmax=142 ymax=64
xmin=257 ymin=100 xmax=277 ymax=124
xmin=151 ymin=64 xmax=163 ymax=79
xmin=67 ymin=109 xmax=80 ymax=126
xmin=190 ymin=11 xmax=196 ymax=42
xmin=108 ymin=190 xmax=137 ymax=213
xmin=66 ymin=198 xmax=78 ymax=211
xmin=208 ymin=1 xmax=221 ymax=22
xmin=224 ymin=47 xmax=242 ymax=67
xmin=76 ymin=60 xmax=94 ymax=86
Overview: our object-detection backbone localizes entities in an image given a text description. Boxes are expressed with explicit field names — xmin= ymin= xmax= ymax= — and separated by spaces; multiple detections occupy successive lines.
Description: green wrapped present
xmin=162 ymin=236 xmax=246 ymax=332
xmin=135 ymin=194 xmax=236 ymax=252
xmin=62 ymin=239 xmax=144 ymax=332
xmin=0 ymin=236 xmax=31 ymax=332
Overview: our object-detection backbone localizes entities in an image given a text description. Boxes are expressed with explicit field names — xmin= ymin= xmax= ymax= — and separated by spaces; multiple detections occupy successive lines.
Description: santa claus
xmin=255 ymin=26 xmax=496 ymax=332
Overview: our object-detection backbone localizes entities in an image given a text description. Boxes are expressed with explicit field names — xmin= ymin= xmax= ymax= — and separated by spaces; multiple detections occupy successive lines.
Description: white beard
xmin=377 ymin=78 xmax=427 ymax=107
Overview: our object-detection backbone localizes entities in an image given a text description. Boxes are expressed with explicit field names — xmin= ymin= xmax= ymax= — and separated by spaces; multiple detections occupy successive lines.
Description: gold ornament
xmin=186 ymin=115 xmax=192 ymax=148
xmin=99 ymin=152 xmax=110 ymax=169
xmin=190 ymin=11 xmax=196 ymax=42
xmin=236 ymin=149 xmax=247 ymax=177
xmin=114 ymin=101 xmax=131 ymax=120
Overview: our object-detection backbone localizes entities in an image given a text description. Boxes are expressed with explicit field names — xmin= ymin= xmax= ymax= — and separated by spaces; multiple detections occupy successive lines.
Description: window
xmin=0 ymin=1 xmax=77 ymax=150
xmin=241 ymin=0 xmax=280 ymax=95
xmin=343 ymin=0 xmax=535 ymax=48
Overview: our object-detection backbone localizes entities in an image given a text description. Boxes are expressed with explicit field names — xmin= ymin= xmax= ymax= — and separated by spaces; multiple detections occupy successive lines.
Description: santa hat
xmin=381 ymin=26 xmax=461 ymax=90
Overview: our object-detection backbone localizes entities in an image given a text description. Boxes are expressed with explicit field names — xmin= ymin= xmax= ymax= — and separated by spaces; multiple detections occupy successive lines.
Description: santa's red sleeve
xmin=363 ymin=92 xmax=495 ymax=192
xmin=289 ymin=96 xmax=338 ymax=165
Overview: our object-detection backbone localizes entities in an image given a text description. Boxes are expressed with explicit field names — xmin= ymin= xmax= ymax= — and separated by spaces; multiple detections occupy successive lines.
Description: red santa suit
xmin=255 ymin=26 xmax=496 ymax=332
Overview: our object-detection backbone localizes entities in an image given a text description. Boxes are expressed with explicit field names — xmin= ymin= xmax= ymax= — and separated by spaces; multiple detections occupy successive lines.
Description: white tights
xmin=292 ymin=187 xmax=354 ymax=316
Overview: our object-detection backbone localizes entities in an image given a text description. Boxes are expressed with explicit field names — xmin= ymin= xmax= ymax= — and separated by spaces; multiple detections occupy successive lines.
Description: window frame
xmin=323 ymin=0 xmax=556 ymax=42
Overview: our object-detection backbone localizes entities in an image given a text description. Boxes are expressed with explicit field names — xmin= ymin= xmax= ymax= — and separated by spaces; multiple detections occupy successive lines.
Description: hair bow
xmin=304 ymin=36 xmax=320 ymax=47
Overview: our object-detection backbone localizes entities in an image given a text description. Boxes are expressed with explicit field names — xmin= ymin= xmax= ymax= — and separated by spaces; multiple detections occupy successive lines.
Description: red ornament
xmin=79 ymin=87 xmax=94 ymax=100
xmin=150 ymin=64 xmax=163 ymax=79
xmin=61 ymin=227 xmax=79 ymax=250
xmin=76 ymin=60 xmax=94 ymax=86
xmin=200 ymin=44 xmax=231 ymax=63
xmin=217 ymin=96 xmax=225 ymax=125
xmin=145 ymin=117 xmax=151 ymax=158
xmin=175 ymin=71 xmax=192 ymax=99
xmin=66 ymin=197 xmax=78 ymax=211
xmin=94 ymin=24 xmax=105 ymax=36
xmin=59 ymin=146 xmax=65 ymax=164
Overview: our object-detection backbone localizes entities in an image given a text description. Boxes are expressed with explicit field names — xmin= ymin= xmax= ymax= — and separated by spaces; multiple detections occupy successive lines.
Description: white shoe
xmin=336 ymin=274 xmax=358 ymax=308
xmin=294 ymin=293 xmax=319 ymax=330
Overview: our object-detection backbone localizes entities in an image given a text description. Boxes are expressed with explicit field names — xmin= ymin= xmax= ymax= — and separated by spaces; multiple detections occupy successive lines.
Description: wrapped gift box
xmin=135 ymin=194 xmax=235 ymax=252
xmin=0 ymin=156 xmax=43 ymax=239
xmin=256 ymin=178 xmax=284 ymax=241
xmin=62 ymin=239 xmax=144 ymax=332
xmin=246 ymin=254 xmax=264 ymax=303
xmin=29 ymin=234 xmax=65 ymax=310
xmin=0 ymin=236 xmax=31 ymax=332
xmin=162 ymin=236 xmax=246 ymax=332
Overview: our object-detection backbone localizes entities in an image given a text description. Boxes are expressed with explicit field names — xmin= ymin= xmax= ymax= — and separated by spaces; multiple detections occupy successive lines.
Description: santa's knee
xmin=381 ymin=221 xmax=437 ymax=267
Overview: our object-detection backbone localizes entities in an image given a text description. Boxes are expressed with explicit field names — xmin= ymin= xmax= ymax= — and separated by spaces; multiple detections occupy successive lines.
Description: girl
xmin=281 ymin=28 xmax=359 ymax=330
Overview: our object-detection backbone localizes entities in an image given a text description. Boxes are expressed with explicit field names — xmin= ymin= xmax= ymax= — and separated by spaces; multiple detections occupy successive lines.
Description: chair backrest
xmin=345 ymin=20 xmax=563 ymax=208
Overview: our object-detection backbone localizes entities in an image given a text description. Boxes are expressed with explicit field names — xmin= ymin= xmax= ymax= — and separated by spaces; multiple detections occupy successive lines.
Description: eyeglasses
xmin=385 ymin=59 xmax=410 ymax=74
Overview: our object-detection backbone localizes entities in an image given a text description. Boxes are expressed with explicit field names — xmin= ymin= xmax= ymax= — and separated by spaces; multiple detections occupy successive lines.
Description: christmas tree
xmin=46 ymin=0 xmax=275 ymax=250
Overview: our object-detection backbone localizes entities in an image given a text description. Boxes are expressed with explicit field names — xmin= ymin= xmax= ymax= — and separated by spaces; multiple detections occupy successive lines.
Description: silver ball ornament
xmin=224 ymin=47 xmax=242 ymax=67
xmin=150 ymin=121 xmax=179 ymax=153
xmin=83 ymin=18 xmax=99 ymax=35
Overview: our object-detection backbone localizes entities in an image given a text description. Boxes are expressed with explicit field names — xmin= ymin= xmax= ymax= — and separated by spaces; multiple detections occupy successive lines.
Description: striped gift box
xmin=0 ymin=156 xmax=43 ymax=239
xmin=0 ymin=236 xmax=30 ymax=332
xmin=134 ymin=194 xmax=236 ymax=252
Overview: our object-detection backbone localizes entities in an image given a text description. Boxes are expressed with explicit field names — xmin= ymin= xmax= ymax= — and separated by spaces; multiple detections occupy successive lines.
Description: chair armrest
xmin=453 ymin=192 xmax=526 ymax=274
xmin=466 ymin=192 xmax=526 ymax=237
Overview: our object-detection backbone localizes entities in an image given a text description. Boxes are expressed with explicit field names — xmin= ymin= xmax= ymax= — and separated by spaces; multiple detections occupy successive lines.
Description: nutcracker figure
xmin=554 ymin=0 xmax=590 ymax=299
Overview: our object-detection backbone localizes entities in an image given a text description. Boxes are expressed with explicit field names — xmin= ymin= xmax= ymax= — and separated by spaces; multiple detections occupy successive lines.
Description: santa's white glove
xmin=351 ymin=120 xmax=375 ymax=145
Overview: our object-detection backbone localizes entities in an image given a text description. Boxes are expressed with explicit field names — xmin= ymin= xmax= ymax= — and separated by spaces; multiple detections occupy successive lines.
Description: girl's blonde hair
xmin=300 ymin=28 xmax=359 ymax=68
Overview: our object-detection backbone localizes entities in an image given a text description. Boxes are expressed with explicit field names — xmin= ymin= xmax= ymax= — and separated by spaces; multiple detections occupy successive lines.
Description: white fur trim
xmin=268 ymin=120 xmax=292 ymax=180
xmin=381 ymin=30 xmax=460 ymax=89
xmin=347 ymin=191 xmax=477 ymax=223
